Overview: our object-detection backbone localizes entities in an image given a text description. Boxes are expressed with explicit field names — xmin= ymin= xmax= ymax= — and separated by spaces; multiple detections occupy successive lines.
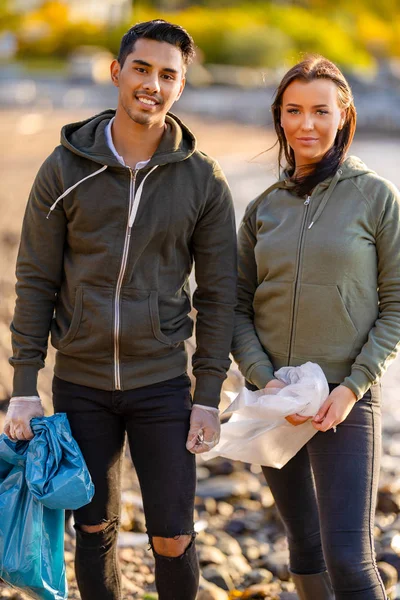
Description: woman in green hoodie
xmin=232 ymin=55 xmax=400 ymax=599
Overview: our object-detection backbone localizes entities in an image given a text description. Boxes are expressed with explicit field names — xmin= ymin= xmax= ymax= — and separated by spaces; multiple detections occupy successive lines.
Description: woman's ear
xmin=338 ymin=109 xmax=346 ymax=130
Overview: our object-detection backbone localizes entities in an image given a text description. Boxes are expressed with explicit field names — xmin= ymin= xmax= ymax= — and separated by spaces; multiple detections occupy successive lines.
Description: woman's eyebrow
xmin=285 ymin=102 xmax=330 ymax=108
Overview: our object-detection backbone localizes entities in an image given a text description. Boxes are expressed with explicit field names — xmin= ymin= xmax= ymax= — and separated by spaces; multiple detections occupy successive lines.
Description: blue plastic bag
xmin=0 ymin=413 xmax=94 ymax=599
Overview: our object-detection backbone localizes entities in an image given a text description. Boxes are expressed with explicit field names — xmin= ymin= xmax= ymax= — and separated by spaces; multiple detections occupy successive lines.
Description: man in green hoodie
xmin=5 ymin=20 xmax=237 ymax=600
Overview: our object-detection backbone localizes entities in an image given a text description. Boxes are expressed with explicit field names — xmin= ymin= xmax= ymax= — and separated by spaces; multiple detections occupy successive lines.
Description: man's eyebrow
xmin=131 ymin=59 xmax=179 ymax=74
xmin=131 ymin=59 xmax=152 ymax=67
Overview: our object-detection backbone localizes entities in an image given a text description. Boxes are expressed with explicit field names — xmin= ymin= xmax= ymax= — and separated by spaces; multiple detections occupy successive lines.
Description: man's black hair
xmin=118 ymin=19 xmax=195 ymax=70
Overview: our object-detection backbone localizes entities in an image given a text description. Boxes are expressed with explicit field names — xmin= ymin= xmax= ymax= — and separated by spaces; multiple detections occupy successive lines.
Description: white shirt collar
xmin=105 ymin=117 xmax=151 ymax=170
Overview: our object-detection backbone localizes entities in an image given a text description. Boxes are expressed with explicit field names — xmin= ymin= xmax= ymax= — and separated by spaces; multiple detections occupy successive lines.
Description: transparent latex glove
xmin=4 ymin=396 xmax=44 ymax=441
xmin=186 ymin=405 xmax=221 ymax=454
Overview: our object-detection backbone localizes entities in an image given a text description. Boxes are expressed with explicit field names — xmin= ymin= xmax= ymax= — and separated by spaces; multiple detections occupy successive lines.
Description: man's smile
xmin=135 ymin=93 xmax=161 ymax=108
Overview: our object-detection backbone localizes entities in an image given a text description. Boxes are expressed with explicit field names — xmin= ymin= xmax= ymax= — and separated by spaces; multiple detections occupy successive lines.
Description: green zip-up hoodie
xmin=10 ymin=110 xmax=237 ymax=408
xmin=232 ymin=156 xmax=400 ymax=400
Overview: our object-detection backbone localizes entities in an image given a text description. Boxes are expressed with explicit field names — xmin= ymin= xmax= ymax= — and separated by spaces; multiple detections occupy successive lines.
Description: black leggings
xmin=52 ymin=373 xmax=199 ymax=600
xmin=261 ymin=384 xmax=386 ymax=599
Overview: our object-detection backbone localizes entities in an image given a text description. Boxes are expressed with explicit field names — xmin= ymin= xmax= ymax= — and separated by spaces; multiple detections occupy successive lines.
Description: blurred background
xmin=0 ymin=0 xmax=400 ymax=126
xmin=1 ymin=1 xmax=400 ymax=599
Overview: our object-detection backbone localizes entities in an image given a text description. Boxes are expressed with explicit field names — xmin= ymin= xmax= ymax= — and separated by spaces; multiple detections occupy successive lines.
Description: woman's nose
xmin=301 ymin=114 xmax=314 ymax=131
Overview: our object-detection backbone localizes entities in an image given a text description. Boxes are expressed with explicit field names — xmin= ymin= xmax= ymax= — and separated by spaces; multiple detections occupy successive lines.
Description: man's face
xmin=111 ymin=38 xmax=186 ymax=127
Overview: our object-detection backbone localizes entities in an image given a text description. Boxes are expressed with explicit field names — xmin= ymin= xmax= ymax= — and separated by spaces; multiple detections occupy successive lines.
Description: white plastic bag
xmin=203 ymin=362 xmax=329 ymax=469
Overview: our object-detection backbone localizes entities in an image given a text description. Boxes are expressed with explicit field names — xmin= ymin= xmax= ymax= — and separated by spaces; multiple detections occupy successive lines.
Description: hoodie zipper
xmin=287 ymin=195 xmax=311 ymax=364
xmin=114 ymin=168 xmax=137 ymax=390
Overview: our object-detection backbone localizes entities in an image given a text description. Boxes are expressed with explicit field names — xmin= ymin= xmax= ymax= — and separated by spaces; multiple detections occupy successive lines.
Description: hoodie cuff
xmin=12 ymin=365 xmax=39 ymax=398
xmin=247 ymin=363 xmax=275 ymax=390
xmin=193 ymin=374 xmax=224 ymax=409
xmin=342 ymin=368 xmax=372 ymax=401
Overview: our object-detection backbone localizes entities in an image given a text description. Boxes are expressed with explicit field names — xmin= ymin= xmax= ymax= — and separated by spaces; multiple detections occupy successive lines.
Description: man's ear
xmin=110 ymin=59 xmax=121 ymax=88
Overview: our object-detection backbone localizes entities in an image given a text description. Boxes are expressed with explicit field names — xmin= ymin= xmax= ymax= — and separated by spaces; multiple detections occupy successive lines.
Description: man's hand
xmin=312 ymin=385 xmax=357 ymax=432
xmin=186 ymin=405 xmax=220 ymax=454
xmin=4 ymin=397 xmax=44 ymax=441
xmin=264 ymin=379 xmax=309 ymax=427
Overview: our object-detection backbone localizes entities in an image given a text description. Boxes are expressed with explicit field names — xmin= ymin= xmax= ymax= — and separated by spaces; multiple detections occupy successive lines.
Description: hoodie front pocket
xmin=120 ymin=289 xmax=174 ymax=358
xmin=54 ymin=285 xmax=114 ymax=360
xmin=253 ymin=280 xmax=293 ymax=357
xmin=292 ymin=284 xmax=358 ymax=361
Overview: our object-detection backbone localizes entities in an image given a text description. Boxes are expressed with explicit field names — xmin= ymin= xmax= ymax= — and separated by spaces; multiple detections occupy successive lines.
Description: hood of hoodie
xmin=336 ymin=155 xmax=374 ymax=180
xmin=305 ymin=156 xmax=375 ymax=228
xmin=60 ymin=109 xmax=196 ymax=168
xmin=280 ymin=155 xmax=374 ymax=189
xmin=244 ymin=155 xmax=376 ymax=228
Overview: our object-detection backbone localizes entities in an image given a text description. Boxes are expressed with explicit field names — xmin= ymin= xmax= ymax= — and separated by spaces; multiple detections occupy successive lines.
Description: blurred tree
xmin=17 ymin=1 xmax=104 ymax=57
xmin=3 ymin=0 xmax=399 ymax=67
xmin=218 ymin=25 xmax=293 ymax=67
xmin=357 ymin=11 xmax=394 ymax=58
xmin=148 ymin=0 xmax=189 ymax=9
xmin=0 ymin=0 xmax=22 ymax=31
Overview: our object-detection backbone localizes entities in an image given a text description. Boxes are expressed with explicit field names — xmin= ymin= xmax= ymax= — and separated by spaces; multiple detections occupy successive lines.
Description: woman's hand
xmin=265 ymin=379 xmax=310 ymax=427
xmin=264 ymin=379 xmax=286 ymax=393
xmin=286 ymin=413 xmax=312 ymax=426
xmin=312 ymin=385 xmax=357 ymax=432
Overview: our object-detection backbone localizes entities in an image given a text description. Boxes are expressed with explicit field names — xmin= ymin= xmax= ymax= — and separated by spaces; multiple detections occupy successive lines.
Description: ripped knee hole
xmin=151 ymin=534 xmax=193 ymax=558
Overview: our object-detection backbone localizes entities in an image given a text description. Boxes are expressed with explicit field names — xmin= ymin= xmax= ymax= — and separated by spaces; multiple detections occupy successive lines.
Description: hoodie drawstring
xmin=308 ymin=168 xmax=343 ymax=230
xmin=46 ymin=165 xmax=108 ymax=219
xmin=128 ymin=165 xmax=159 ymax=228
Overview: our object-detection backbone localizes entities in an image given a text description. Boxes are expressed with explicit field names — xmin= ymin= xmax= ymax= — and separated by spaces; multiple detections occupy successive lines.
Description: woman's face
xmin=280 ymin=78 xmax=346 ymax=170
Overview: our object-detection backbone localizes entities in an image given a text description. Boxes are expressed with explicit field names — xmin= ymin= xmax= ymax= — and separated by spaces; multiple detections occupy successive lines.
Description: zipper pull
xmin=304 ymin=196 xmax=311 ymax=206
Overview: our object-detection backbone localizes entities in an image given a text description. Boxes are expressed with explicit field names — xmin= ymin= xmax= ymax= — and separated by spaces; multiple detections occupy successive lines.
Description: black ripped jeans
xmin=52 ymin=373 xmax=199 ymax=600
xmin=261 ymin=383 xmax=386 ymax=600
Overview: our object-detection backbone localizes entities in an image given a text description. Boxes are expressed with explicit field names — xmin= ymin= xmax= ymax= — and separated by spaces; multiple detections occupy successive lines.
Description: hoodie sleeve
xmin=191 ymin=165 xmax=237 ymax=408
xmin=343 ymin=182 xmax=400 ymax=399
xmin=231 ymin=205 xmax=275 ymax=389
xmin=9 ymin=148 xmax=66 ymax=397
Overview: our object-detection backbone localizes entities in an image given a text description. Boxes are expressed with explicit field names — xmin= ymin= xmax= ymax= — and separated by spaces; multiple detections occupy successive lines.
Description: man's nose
xmin=142 ymin=74 xmax=160 ymax=94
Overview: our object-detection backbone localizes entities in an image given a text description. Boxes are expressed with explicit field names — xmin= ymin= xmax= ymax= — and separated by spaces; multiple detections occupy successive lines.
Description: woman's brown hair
xmin=271 ymin=55 xmax=357 ymax=197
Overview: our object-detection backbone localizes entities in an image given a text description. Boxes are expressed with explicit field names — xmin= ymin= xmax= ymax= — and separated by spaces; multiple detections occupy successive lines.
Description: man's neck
xmin=112 ymin=110 xmax=166 ymax=169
